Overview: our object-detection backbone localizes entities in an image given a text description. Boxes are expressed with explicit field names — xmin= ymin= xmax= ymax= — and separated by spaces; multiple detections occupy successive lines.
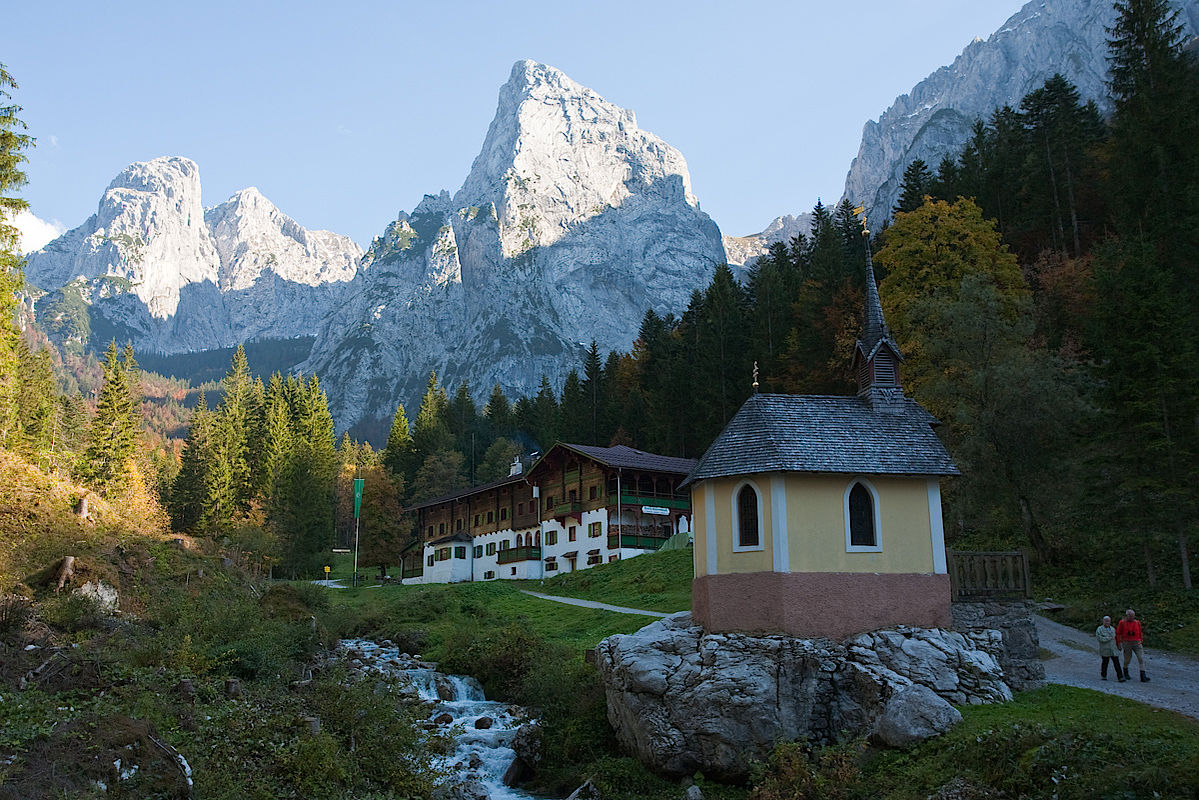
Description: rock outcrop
xmin=843 ymin=0 xmax=1199 ymax=223
xmin=24 ymin=157 xmax=362 ymax=355
xmin=721 ymin=213 xmax=811 ymax=273
xmin=302 ymin=60 xmax=727 ymax=429
xmin=595 ymin=612 xmax=1011 ymax=780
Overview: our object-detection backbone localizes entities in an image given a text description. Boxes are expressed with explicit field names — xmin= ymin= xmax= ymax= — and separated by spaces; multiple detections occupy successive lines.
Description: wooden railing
xmin=947 ymin=550 xmax=1031 ymax=601
xmin=496 ymin=546 xmax=542 ymax=565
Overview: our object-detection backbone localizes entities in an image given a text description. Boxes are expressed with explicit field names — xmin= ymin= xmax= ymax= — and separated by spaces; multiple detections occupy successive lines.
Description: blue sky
xmin=5 ymin=1 xmax=1025 ymax=248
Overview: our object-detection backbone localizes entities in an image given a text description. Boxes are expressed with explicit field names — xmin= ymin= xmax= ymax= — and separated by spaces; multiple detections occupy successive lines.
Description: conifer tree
xmin=202 ymin=346 xmax=253 ymax=531
xmin=558 ymin=369 xmax=587 ymax=443
xmin=483 ymin=384 xmax=514 ymax=441
xmin=259 ymin=372 xmax=293 ymax=500
xmin=272 ymin=375 xmax=337 ymax=576
xmin=581 ymin=341 xmax=607 ymax=444
xmin=530 ymin=375 xmax=560 ymax=448
xmin=170 ymin=391 xmax=213 ymax=531
xmin=413 ymin=372 xmax=453 ymax=460
xmin=893 ymin=159 xmax=932 ymax=216
xmin=81 ymin=341 xmax=141 ymax=490
xmin=0 ymin=64 xmax=33 ymax=447
xmin=381 ymin=403 xmax=415 ymax=482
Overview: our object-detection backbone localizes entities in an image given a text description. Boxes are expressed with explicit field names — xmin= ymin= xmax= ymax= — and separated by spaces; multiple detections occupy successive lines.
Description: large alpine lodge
xmin=399 ymin=443 xmax=696 ymax=583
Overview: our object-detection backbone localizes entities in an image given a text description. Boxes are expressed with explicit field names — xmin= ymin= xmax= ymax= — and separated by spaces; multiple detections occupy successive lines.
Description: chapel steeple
xmin=850 ymin=208 xmax=905 ymax=412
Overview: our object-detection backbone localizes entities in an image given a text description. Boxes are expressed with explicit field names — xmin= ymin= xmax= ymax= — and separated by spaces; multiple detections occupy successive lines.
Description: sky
xmin=5 ymin=1 xmax=1027 ymax=251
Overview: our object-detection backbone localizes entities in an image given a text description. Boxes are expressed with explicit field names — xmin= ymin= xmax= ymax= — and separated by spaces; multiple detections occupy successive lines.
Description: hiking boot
xmin=1141 ymin=671 xmax=1150 ymax=682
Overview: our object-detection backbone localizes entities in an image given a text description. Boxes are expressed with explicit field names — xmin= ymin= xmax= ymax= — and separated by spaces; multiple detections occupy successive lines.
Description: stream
xmin=337 ymin=638 xmax=541 ymax=800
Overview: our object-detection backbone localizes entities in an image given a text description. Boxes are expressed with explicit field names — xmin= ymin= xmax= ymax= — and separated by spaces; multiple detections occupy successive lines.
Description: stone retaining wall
xmin=951 ymin=600 xmax=1045 ymax=691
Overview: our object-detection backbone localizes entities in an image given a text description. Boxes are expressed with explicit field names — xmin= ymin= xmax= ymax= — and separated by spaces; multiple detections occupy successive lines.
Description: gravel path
xmin=519 ymin=590 xmax=670 ymax=618
xmin=1035 ymin=615 xmax=1199 ymax=719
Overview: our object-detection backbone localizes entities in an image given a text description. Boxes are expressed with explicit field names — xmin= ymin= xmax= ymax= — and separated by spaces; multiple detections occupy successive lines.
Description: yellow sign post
xmin=323 ymin=565 xmax=330 ymax=576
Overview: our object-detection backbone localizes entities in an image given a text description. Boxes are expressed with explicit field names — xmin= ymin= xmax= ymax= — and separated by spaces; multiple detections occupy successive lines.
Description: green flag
xmin=353 ymin=478 xmax=365 ymax=518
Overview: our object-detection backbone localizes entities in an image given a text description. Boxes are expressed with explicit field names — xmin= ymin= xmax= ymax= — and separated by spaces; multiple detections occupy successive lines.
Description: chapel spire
xmin=850 ymin=207 xmax=904 ymax=412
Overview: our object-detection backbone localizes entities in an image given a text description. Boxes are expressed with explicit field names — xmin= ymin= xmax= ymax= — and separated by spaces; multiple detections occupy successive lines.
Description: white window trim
xmin=731 ymin=479 xmax=766 ymax=552
xmin=844 ymin=478 xmax=883 ymax=553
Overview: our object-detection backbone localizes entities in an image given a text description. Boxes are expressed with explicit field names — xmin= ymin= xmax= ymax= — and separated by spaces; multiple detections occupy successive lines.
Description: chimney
xmin=509 ymin=456 xmax=523 ymax=477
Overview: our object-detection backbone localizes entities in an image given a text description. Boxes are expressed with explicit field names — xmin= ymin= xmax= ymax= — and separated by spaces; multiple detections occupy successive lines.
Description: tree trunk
xmin=1178 ymin=524 xmax=1193 ymax=590
xmin=1018 ymin=495 xmax=1051 ymax=564
xmin=1143 ymin=534 xmax=1157 ymax=588
xmin=55 ymin=556 xmax=75 ymax=593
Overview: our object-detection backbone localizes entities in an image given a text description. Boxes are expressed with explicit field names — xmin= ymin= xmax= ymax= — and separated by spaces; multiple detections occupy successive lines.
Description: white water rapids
xmin=337 ymin=639 xmax=541 ymax=799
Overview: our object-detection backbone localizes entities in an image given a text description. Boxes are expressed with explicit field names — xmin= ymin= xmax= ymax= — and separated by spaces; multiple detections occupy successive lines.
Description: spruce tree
xmin=381 ymin=403 xmax=414 ymax=481
xmin=81 ymin=341 xmax=141 ymax=491
xmin=893 ymin=159 xmax=932 ymax=216
xmin=170 ymin=391 xmax=213 ymax=531
xmin=0 ymin=64 xmax=33 ymax=447
xmin=413 ymin=372 xmax=453 ymax=460
xmin=558 ymin=369 xmax=587 ymax=444
xmin=483 ymin=384 xmax=514 ymax=441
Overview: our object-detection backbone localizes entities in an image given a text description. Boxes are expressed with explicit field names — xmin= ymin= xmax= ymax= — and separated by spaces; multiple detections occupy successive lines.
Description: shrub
xmin=0 ymin=593 xmax=32 ymax=639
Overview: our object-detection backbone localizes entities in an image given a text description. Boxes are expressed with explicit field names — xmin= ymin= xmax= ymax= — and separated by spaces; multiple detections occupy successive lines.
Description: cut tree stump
xmin=55 ymin=556 xmax=76 ymax=593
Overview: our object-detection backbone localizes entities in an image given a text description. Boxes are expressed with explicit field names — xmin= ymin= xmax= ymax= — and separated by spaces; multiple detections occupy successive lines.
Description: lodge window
xmin=608 ymin=554 xmax=620 ymax=563
xmin=586 ymin=553 xmax=601 ymax=565
xmin=484 ymin=570 xmax=495 ymax=580
xmin=455 ymin=546 xmax=466 ymax=559
xmin=500 ymin=540 xmax=509 ymax=550
xmin=427 ymin=526 xmax=433 ymax=536
xmin=733 ymin=483 xmax=762 ymax=550
xmin=588 ymin=522 xmax=602 ymax=538
xmin=510 ymin=567 xmax=516 ymax=576
xmin=486 ymin=542 xmax=496 ymax=556
xmin=439 ymin=523 xmax=445 ymax=535
xmin=473 ymin=545 xmax=483 ymax=558
xmin=568 ymin=526 xmax=577 ymax=542
xmin=846 ymin=480 xmax=882 ymax=551
xmin=518 ymin=502 xmax=524 ymax=515
xmin=569 ymin=489 xmax=577 ymax=501
xmin=436 ymin=547 xmax=451 ymax=561
xmin=516 ymin=534 xmax=524 ymax=547
xmin=547 ymin=496 xmax=555 ymax=508
xmin=589 ymin=485 xmax=598 ymax=500
xmin=427 ymin=554 xmax=435 ymax=567
xmin=456 ymin=519 xmax=463 ymax=531
xmin=546 ymin=531 xmax=558 ymax=546
xmin=546 ymin=561 xmax=558 ymax=571
xmin=501 ymin=507 xmax=508 ymax=521
xmin=487 ymin=511 xmax=494 ymax=523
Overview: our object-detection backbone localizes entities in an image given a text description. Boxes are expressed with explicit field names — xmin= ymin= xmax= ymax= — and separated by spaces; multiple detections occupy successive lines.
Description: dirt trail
xmin=1035 ymin=615 xmax=1199 ymax=719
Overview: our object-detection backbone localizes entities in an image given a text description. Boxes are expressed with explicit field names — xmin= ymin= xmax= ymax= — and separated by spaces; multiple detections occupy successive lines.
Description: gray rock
xmin=566 ymin=779 xmax=601 ymax=800
xmin=870 ymin=683 xmax=962 ymax=748
xmin=684 ymin=785 xmax=705 ymax=800
xmin=75 ymin=580 xmax=119 ymax=614
xmin=511 ymin=722 xmax=542 ymax=770
xmin=596 ymin=613 xmax=1010 ymax=780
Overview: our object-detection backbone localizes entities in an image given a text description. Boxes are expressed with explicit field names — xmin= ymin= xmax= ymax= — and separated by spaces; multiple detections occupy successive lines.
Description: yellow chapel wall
xmin=693 ymin=472 xmax=940 ymax=578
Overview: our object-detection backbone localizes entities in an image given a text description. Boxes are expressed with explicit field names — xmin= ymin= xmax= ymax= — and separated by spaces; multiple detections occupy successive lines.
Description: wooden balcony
xmin=496 ymin=546 xmax=542 ymax=565
xmin=612 ymin=493 xmax=690 ymax=510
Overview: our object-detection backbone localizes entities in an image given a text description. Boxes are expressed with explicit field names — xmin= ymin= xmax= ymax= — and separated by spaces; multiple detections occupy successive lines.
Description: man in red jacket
xmin=1116 ymin=608 xmax=1150 ymax=683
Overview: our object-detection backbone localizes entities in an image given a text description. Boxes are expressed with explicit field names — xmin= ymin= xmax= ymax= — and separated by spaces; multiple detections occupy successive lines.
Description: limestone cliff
xmin=303 ymin=60 xmax=727 ymax=428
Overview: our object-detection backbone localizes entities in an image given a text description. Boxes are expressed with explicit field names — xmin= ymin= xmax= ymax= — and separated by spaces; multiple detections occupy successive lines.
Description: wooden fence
xmin=947 ymin=550 xmax=1031 ymax=602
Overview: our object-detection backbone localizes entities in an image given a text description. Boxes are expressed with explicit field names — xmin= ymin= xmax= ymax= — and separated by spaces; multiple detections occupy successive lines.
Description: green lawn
xmin=519 ymin=546 xmax=694 ymax=613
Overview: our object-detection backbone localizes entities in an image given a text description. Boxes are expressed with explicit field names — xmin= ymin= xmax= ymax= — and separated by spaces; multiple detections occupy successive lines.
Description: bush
xmin=748 ymin=740 xmax=863 ymax=800
xmin=39 ymin=591 xmax=104 ymax=633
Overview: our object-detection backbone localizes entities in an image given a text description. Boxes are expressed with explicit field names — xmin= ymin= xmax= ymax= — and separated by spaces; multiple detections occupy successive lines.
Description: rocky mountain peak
xmin=456 ymin=59 xmax=700 ymax=259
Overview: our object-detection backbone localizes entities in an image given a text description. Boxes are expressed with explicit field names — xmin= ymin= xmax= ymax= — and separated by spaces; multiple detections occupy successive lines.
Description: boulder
xmin=870 ymin=684 xmax=962 ymax=748
xmin=76 ymin=578 xmax=119 ymax=618
xmin=595 ymin=612 xmax=1010 ymax=780
xmin=434 ymin=713 xmax=454 ymax=725
xmin=474 ymin=716 xmax=493 ymax=730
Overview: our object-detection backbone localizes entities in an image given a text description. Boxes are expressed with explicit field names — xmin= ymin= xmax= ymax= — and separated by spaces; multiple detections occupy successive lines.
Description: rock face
xmin=844 ymin=0 xmax=1199 ymax=222
xmin=595 ymin=612 xmax=1011 ymax=780
xmin=721 ymin=213 xmax=812 ymax=273
xmin=24 ymin=156 xmax=361 ymax=355
xmin=302 ymin=60 xmax=727 ymax=429
xmin=951 ymin=600 xmax=1045 ymax=691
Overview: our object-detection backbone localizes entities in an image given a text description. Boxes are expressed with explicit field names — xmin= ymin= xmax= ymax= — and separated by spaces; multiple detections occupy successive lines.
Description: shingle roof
xmin=683 ymin=393 xmax=959 ymax=485
xmin=406 ymin=474 xmax=526 ymax=511
xmin=553 ymin=443 xmax=698 ymax=475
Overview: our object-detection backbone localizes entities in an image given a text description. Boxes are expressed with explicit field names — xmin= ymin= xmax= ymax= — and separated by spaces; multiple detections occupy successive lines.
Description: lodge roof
xmin=683 ymin=393 xmax=959 ymax=485
xmin=538 ymin=442 xmax=698 ymax=475
xmin=405 ymin=473 xmax=527 ymax=512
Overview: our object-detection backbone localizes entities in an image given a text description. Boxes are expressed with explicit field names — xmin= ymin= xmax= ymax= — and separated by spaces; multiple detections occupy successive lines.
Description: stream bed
xmin=337 ymin=638 xmax=541 ymax=799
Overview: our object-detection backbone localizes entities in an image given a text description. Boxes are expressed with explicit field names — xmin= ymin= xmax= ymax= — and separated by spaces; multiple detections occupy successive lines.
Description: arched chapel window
xmin=849 ymin=482 xmax=876 ymax=547
xmin=737 ymin=485 xmax=759 ymax=548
